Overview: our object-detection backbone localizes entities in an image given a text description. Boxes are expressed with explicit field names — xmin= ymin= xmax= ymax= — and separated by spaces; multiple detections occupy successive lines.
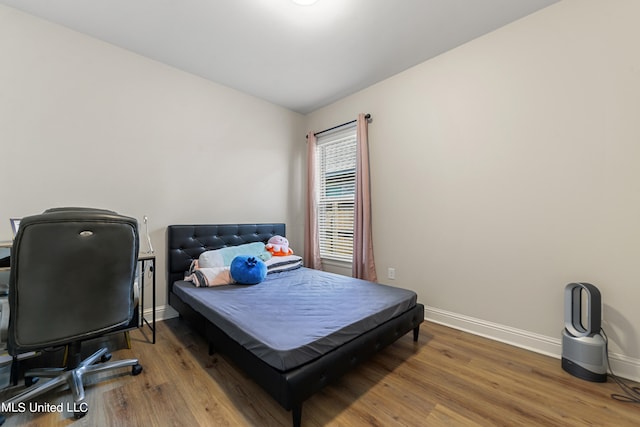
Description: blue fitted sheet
xmin=173 ymin=267 xmax=417 ymax=371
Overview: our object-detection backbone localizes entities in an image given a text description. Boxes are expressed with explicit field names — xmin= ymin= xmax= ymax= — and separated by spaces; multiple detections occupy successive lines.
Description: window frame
xmin=314 ymin=125 xmax=358 ymax=263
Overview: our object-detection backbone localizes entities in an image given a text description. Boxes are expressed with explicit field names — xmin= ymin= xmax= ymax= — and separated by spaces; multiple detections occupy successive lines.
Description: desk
xmin=0 ymin=241 xmax=10 ymax=273
xmin=138 ymin=254 xmax=156 ymax=344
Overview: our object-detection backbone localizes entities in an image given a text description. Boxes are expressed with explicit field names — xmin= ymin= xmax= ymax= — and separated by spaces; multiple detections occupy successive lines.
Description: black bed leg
xmin=291 ymin=403 xmax=302 ymax=427
xmin=413 ymin=325 xmax=420 ymax=342
xmin=208 ymin=342 xmax=215 ymax=355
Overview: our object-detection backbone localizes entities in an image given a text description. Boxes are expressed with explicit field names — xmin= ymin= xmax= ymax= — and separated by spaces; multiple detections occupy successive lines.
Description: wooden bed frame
xmin=166 ymin=224 xmax=424 ymax=426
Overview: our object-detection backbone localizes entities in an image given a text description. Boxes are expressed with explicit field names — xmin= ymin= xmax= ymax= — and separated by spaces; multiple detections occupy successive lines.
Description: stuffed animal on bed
xmin=230 ymin=255 xmax=267 ymax=285
xmin=265 ymin=235 xmax=293 ymax=256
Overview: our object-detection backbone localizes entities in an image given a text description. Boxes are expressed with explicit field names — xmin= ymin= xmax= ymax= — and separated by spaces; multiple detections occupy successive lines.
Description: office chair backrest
xmin=8 ymin=208 xmax=139 ymax=354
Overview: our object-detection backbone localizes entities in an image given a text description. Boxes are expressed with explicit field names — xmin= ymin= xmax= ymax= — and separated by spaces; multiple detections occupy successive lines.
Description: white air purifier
xmin=561 ymin=282 xmax=607 ymax=382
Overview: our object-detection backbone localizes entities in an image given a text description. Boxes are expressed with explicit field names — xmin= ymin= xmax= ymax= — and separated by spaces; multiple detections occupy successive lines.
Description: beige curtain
xmin=304 ymin=131 xmax=322 ymax=269
xmin=353 ymin=113 xmax=377 ymax=281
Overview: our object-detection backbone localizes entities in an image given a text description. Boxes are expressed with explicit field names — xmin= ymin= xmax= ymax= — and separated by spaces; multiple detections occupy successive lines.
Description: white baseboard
xmin=425 ymin=306 xmax=640 ymax=383
xmin=142 ymin=304 xmax=178 ymax=323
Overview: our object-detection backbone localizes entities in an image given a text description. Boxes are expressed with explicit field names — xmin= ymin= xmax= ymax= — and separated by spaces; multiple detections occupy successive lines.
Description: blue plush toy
xmin=230 ymin=255 xmax=267 ymax=285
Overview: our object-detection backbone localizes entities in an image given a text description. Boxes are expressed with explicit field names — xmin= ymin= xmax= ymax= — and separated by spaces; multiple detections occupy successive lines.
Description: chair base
xmin=1 ymin=347 xmax=142 ymax=423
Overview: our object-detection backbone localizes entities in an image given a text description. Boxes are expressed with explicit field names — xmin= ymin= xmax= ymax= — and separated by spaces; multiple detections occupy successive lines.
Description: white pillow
xmin=199 ymin=242 xmax=271 ymax=268
xmin=198 ymin=250 xmax=224 ymax=269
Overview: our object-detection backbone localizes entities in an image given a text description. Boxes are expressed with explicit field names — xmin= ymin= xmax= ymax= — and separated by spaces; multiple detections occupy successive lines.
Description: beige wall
xmin=2 ymin=0 xmax=639 ymax=381
xmin=306 ymin=0 xmax=640 ymax=380
xmin=0 ymin=5 xmax=307 ymax=313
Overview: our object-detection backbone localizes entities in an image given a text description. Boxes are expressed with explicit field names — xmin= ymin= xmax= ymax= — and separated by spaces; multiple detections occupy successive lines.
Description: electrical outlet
xmin=387 ymin=267 xmax=396 ymax=280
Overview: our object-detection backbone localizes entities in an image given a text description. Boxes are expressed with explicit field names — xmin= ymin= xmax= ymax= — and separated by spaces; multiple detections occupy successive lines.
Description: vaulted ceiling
xmin=0 ymin=0 xmax=558 ymax=114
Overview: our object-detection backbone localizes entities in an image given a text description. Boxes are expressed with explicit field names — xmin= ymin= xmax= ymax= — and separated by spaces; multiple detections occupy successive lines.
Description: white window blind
xmin=315 ymin=125 xmax=357 ymax=262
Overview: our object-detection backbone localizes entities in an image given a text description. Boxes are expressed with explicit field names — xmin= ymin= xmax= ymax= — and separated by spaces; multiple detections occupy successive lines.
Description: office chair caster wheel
xmin=100 ymin=352 xmax=112 ymax=363
xmin=25 ymin=376 xmax=39 ymax=387
xmin=73 ymin=408 xmax=87 ymax=419
xmin=132 ymin=364 xmax=143 ymax=376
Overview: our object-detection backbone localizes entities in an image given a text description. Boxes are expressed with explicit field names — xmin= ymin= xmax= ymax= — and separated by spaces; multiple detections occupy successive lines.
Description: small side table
xmin=138 ymin=253 xmax=156 ymax=344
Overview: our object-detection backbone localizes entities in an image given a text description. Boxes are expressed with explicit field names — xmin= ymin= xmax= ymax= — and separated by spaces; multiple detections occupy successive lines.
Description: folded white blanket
xmin=264 ymin=255 xmax=303 ymax=273
xmin=184 ymin=263 xmax=234 ymax=287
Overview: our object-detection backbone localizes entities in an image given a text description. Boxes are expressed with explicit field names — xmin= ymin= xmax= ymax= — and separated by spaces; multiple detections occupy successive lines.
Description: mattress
xmin=173 ymin=267 xmax=417 ymax=371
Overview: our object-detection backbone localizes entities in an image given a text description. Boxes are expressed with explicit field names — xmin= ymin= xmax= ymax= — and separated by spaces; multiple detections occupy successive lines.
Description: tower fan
xmin=561 ymin=282 xmax=607 ymax=382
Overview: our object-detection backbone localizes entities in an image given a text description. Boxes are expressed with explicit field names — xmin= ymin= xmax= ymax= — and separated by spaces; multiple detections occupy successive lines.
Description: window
xmin=315 ymin=125 xmax=357 ymax=262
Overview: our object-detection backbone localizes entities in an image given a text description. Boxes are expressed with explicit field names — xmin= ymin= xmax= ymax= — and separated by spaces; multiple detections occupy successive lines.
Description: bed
xmin=166 ymin=223 xmax=424 ymax=426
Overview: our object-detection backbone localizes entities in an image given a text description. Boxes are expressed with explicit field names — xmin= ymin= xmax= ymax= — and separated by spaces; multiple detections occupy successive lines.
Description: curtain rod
xmin=306 ymin=113 xmax=371 ymax=139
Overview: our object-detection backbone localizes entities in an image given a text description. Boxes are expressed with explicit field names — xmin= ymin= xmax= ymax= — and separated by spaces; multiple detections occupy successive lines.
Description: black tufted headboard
xmin=166 ymin=223 xmax=285 ymax=291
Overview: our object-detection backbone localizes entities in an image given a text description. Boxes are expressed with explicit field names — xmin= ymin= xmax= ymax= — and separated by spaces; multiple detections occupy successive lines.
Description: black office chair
xmin=0 ymin=208 xmax=143 ymax=422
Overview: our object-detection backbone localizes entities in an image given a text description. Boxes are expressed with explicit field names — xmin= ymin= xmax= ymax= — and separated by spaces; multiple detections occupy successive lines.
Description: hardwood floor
xmin=1 ymin=319 xmax=638 ymax=426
